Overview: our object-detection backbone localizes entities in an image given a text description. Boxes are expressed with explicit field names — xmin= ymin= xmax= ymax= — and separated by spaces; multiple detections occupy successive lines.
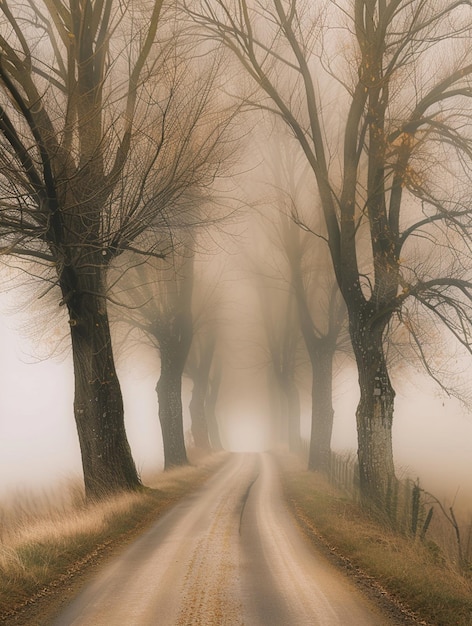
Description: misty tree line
xmin=1 ymin=1 xmax=472 ymax=509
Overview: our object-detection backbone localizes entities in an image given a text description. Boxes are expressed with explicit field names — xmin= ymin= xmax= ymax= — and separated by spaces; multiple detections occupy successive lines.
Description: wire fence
xmin=300 ymin=440 xmax=472 ymax=574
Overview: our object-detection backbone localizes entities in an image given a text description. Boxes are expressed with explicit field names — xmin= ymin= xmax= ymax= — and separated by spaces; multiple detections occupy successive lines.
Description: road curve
xmin=51 ymin=453 xmax=394 ymax=625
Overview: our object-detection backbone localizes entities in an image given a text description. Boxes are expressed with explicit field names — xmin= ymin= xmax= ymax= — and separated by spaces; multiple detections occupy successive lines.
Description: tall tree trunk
xmin=286 ymin=378 xmax=301 ymax=454
xmin=307 ymin=341 xmax=334 ymax=472
xmin=267 ymin=370 xmax=287 ymax=448
xmin=350 ymin=310 xmax=396 ymax=506
xmin=189 ymin=375 xmax=211 ymax=450
xmin=64 ymin=266 xmax=141 ymax=499
xmin=156 ymin=341 xmax=188 ymax=469
xmin=279 ymin=374 xmax=300 ymax=453
xmin=188 ymin=334 xmax=215 ymax=451
xmin=290 ymin=261 xmax=338 ymax=471
xmin=206 ymin=369 xmax=223 ymax=451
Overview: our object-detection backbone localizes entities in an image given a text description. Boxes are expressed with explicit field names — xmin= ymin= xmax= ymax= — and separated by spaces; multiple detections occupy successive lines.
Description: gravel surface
xmin=43 ymin=453 xmax=396 ymax=625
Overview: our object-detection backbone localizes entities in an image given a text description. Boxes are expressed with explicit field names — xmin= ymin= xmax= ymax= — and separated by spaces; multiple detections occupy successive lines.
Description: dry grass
xmin=0 ymin=451 xmax=228 ymax=620
xmin=280 ymin=459 xmax=472 ymax=626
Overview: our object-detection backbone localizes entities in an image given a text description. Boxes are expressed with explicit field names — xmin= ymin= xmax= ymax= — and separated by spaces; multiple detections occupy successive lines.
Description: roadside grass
xmin=281 ymin=461 xmax=472 ymax=626
xmin=0 ymin=451 xmax=228 ymax=621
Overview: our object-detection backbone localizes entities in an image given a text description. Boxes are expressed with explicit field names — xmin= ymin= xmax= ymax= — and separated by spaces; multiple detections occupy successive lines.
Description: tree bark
xmin=307 ymin=341 xmax=334 ymax=472
xmin=285 ymin=377 xmax=301 ymax=454
xmin=349 ymin=307 xmax=396 ymax=506
xmin=267 ymin=370 xmax=287 ymax=448
xmin=290 ymin=259 xmax=337 ymax=471
xmin=205 ymin=369 xmax=223 ymax=451
xmin=189 ymin=376 xmax=211 ymax=450
xmin=63 ymin=265 xmax=141 ymax=499
xmin=156 ymin=340 xmax=188 ymax=469
xmin=188 ymin=334 xmax=215 ymax=451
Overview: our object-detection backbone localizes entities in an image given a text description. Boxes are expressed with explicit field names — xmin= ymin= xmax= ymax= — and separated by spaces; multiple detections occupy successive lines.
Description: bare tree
xmin=186 ymin=0 xmax=472 ymax=505
xmin=256 ymin=275 xmax=299 ymax=447
xmin=113 ymin=242 xmax=226 ymax=467
xmin=181 ymin=252 xmax=228 ymax=452
xmin=257 ymin=185 xmax=346 ymax=468
xmin=260 ymin=138 xmax=348 ymax=470
xmin=251 ymin=247 xmax=302 ymax=451
xmin=0 ymin=1 xmax=232 ymax=496
xmin=205 ymin=361 xmax=224 ymax=450
xmin=107 ymin=51 xmax=237 ymax=467
xmin=112 ymin=245 xmax=194 ymax=468
xmin=187 ymin=327 xmax=217 ymax=451
xmin=153 ymin=250 xmax=194 ymax=468
xmin=285 ymin=220 xmax=346 ymax=471
xmin=0 ymin=0 xmax=170 ymax=497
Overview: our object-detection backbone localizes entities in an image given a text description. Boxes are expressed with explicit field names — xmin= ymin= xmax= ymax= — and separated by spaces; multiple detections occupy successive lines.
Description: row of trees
xmin=0 ymin=1 xmax=233 ymax=498
xmin=183 ymin=0 xmax=472 ymax=505
xmin=3 ymin=0 xmax=472 ymax=509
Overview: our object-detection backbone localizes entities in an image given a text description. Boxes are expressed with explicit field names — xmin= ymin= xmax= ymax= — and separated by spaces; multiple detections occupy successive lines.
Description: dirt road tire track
xmin=46 ymin=453 xmax=397 ymax=625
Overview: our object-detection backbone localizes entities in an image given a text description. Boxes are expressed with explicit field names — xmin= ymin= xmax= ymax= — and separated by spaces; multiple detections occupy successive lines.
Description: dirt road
xmin=51 ymin=453 xmax=395 ymax=625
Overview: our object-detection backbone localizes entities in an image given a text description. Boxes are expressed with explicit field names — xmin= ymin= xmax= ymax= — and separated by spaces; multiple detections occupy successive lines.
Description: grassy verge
xmin=0 ymin=451 xmax=228 ymax=624
xmin=280 ymin=460 xmax=472 ymax=626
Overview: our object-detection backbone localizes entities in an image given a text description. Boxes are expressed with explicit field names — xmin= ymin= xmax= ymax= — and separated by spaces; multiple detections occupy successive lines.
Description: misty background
xmin=0 ymin=0 xmax=472 ymax=517
xmin=1 ymin=261 xmax=471 ymax=507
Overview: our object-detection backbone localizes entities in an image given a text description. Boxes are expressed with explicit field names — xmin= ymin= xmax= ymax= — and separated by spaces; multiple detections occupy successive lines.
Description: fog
xmin=0 ymin=317 xmax=161 ymax=495
xmin=0 ymin=218 xmax=471 ymax=511
xmin=1 ymin=298 xmax=471 ymax=511
xmin=331 ymin=368 xmax=472 ymax=507
xmin=0 ymin=0 xmax=472 ymax=517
